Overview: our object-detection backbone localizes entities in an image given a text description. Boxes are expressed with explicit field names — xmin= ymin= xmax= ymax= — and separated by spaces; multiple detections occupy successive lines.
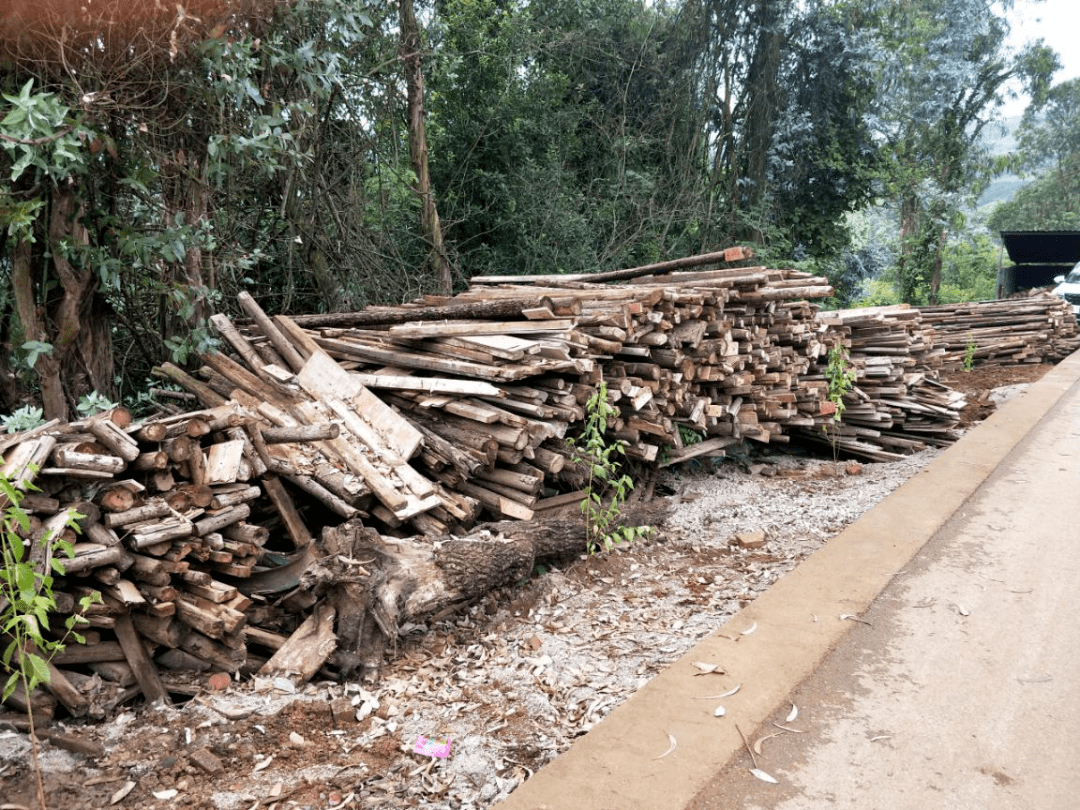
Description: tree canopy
xmin=988 ymin=77 xmax=1080 ymax=233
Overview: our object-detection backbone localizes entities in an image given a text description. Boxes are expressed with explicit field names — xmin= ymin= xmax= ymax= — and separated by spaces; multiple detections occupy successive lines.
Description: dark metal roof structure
xmin=1000 ymin=231 xmax=1080 ymax=265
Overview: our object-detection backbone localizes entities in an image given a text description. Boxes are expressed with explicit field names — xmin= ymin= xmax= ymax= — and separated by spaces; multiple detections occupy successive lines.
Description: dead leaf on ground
xmin=772 ymin=722 xmax=805 ymax=733
xmin=750 ymin=767 xmax=779 ymax=784
xmin=840 ymin=613 xmax=873 ymax=626
xmin=693 ymin=683 xmax=741 ymax=699
xmin=753 ymin=731 xmax=786 ymax=756
xmin=653 ymin=733 xmax=677 ymax=761
xmin=692 ymin=661 xmax=726 ymax=676
xmin=109 ymin=781 xmax=136 ymax=805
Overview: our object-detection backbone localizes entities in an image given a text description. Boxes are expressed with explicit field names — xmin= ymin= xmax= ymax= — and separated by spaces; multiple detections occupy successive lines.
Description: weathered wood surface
xmin=8 ymin=249 xmax=1074 ymax=718
xmin=919 ymin=294 xmax=1080 ymax=368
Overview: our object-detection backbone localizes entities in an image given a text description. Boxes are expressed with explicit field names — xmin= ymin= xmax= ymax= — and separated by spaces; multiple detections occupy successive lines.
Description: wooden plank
xmin=469 ymin=247 xmax=755 ymax=285
xmin=210 ymin=312 xmax=267 ymax=376
xmin=261 ymin=475 xmax=313 ymax=548
xmin=343 ymin=373 xmax=505 ymax=397
xmin=313 ymin=335 xmax=539 ymax=381
xmin=237 ymin=291 xmax=307 ymax=372
xmin=387 ymin=318 xmax=576 ymax=338
xmin=297 ymin=350 xmax=423 ymax=460
xmin=659 ymin=436 xmax=740 ymax=467
xmin=114 ymin=612 xmax=171 ymax=706
xmin=204 ymin=439 xmax=247 ymax=485
xmin=258 ymin=603 xmax=337 ymax=685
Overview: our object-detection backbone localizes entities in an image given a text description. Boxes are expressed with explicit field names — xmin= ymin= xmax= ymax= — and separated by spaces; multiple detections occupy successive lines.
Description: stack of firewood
xmin=793 ymin=305 xmax=965 ymax=460
xmin=5 ymin=249 xmax=1056 ymax=719
xmin=0 ymin=406 xmax=287 ymax=719
xmin=919 ymin=294 xmax=1080 ymax=369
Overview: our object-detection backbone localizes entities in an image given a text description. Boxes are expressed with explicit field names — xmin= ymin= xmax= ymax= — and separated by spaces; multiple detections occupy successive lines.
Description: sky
xmin=1001 ymin=0 xmax=1080 ymax=117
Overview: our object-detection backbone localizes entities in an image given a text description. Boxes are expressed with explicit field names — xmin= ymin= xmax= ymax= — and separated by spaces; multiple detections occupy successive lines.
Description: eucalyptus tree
xmin=426 ymin=0 xmax=707 ymax=277
xmin=987 ymin=77 xmax=1080 ymax=232
xmin=678 ymin=0 xmax=883 ymax=271
xmin=853 ymin=0 xmax=1057 ymax=303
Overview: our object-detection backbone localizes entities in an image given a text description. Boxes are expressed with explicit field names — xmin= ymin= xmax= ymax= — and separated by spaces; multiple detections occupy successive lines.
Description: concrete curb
xmin=495 ymin=352 xmax=1080 ymax=810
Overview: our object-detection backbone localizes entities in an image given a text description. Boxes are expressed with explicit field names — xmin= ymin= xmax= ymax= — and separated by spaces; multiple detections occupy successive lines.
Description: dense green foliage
xmin=988 ymin=78 xmax=1080 ymax=232
xmin=0 ymin=0 xmax=1073 ymax=414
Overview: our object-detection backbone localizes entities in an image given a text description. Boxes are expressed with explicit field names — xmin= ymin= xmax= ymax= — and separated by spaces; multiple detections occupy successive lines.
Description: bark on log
xmin=305 ymin=511 xmax=663 ymax=681
xmin=237 ymin=291 xmax=307 ymax=373
xmin=285 ymin=298 xmax=550 ymax=329
xmin=152 ymin=363 xmax=228 ymax=408
xmin=470 ymin=247 xmax=755 ymax=286
xmin=114 ymin=612 xmax=171 ymax=706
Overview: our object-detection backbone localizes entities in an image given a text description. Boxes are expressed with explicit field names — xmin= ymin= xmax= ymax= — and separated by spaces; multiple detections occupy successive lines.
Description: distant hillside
xmin=980 ymin=177 xmax=1026 ymax=206
xmin=978 ymin=115 xmax=1026 ymax=207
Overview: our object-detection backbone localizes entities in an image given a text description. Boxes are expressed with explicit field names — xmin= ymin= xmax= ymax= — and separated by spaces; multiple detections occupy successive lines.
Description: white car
xmin=1052 ymin=262 xmax=1080 ymax=317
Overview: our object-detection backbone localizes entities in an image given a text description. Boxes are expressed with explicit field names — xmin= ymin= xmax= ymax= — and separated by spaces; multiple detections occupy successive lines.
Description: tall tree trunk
xmin=400 ymin=0 xmax=453 ymax=296
xmin=162 ymin=168 xmax=211 ymax=341
xmin=897 ymin=193 xmax=920 ymax=305
xmin=739 ymin=0 xmax=784 ymax=234
xmin=929 ymin=224 xmax=945 ymax=305
xmin=10 ymin=189 xmax=117 ymax=420
xmin=78 ymin=290 xmax=117 ymax=399
xmin=11 ymin=237 xmax=67 ymax=420
xmin=49 ymin=187 xmax=115 ymax=406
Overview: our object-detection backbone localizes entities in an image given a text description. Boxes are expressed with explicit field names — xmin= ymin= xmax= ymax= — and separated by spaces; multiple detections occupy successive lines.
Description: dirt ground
xmin=0 ymin=363 xmax=1053 ymax=810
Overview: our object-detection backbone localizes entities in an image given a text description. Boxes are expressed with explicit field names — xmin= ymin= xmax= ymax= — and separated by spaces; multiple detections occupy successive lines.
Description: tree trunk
xmin=308 ymin=513 xmax=664 ymax=681
xmin=929 ymin=224 xmax=946 ymax=306
xmin=77 ymin=290 xmax=118 ymax=400
xmin=11 ymin=234 xmax=67 ymax=419
xmin=738 ymin=0 xmax=784 ymax=240
xmin=400 ymin=0 xmax=453 ymax=296
xmin=48 ymin=188 xmax=93 ymax=357
xmin=897 ymin=193 xmax=921 ymax=305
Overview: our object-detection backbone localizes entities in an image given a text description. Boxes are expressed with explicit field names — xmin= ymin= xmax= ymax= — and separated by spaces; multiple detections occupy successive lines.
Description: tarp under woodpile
xmin=4 ymin=250 xmax=1079 ymax=718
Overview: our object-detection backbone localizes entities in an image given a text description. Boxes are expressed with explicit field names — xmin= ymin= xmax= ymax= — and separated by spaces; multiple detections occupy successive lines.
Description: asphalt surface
xmin=497 ymin=351 xmax=1080 ymax=810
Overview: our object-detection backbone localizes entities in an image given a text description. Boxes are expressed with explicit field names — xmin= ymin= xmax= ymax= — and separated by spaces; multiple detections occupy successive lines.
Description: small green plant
xmin=678 ymin=425 xmax=704 ymax=447
xmin=822 ymin=344 xmax=857 ymax=461
xmin=567 ymin=381 xmax=654 ymax=554
xmin=76 ymin=390 xmax=119 ymax=417
xmin=824 ymin=343 xmax=856 ymax=422
xmin=0 ymin=474 xmax=93 ymax=810
xmin=963 ymin=339 xmax=977 ymax=372
xmin=20 ymin=341 xmax=54 ymax=370
xmin=2 ymin=404 xmax=47 ymax=434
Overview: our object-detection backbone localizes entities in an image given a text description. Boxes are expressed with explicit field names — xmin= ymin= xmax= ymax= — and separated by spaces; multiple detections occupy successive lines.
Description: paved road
xmin=688 ymin=368 xmax=1080 ymax=809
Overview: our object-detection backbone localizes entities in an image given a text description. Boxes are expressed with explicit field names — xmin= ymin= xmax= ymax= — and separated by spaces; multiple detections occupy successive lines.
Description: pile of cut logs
xmin=920 ymin=294 xmax=1080 ymax=369
xmin=794 ymin=305 xmax=965 ymax=460
xmin=1 ymin=250 xmax=1072 ymax=720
